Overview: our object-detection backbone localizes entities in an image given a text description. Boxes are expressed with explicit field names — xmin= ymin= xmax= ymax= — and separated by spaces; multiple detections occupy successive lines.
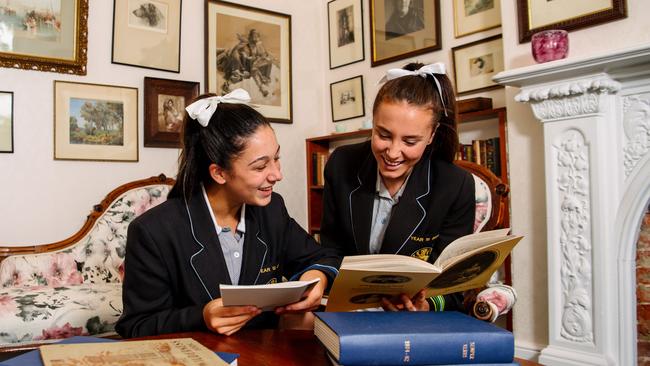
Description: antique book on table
xmin=326 ymin=229 xmax=522 ymax=312
xmin=39 ymin=338 xmax=230 ymax=366
xmin=314 ymin=311 xmax=514 ymax=365
xmin=220 ymin=278 xmax=319 ymax=310
xmin=0 ymin=336 xmax=239 ymax=366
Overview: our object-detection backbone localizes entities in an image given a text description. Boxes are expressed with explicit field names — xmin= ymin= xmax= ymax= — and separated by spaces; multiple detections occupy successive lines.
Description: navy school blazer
xmin=320 ymin=141 xmax=475 ymax=310
xmin=116 ymin=190 xmax=340 ymax=338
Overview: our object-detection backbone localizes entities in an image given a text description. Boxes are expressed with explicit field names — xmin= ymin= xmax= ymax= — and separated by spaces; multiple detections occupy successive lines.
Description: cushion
xmin=473 ymin=174 xmax=492 ymax=233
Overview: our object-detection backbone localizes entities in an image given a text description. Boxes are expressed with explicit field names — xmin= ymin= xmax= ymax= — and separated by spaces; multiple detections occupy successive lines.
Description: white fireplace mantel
xmin=494 ymin=43 xmax=650 ymax=366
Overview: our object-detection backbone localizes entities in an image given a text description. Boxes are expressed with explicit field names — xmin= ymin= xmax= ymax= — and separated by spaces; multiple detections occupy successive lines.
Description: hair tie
xmin=185 ymin=88 xmax=251 ymax=127
xmin=378 ymin=62 xmax=448 ymax=117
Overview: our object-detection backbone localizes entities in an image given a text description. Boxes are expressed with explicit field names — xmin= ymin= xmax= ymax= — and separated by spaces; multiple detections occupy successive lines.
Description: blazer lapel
xmin=381 ymin=152 xmax=432 ymax=254
xmin=186 ymin=192 xmax=232 ymax=299
xmin=349 ymin=153 xmax=376 ymax=254
xmin=238 ymin=210 xmax=269 ymax=285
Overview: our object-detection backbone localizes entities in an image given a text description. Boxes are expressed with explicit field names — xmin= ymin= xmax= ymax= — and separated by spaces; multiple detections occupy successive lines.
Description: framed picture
xmin=370 ymin=0 xmax=441 ymax=67
xmin=453 ymin=0 xmax=501 ymax=38
xmin=54 ymin=81 xmax=138 ymax=162
xmin=0 ymin=0 xmax=88 ymax=75
xmin=144 ymin=77 xmax=199 ymax=148
xmin=112 ymin=0 xmax=182 ymax=72
xmin=327 ymin=0 xmax=364 ymax=69
xmin=330 ymin=75 xmax=365 ymax=122
xmin=452 ymin=35 xmax=504 ymax=95
xmin=206 ymin=1 xmax=292 ymax=123
xmin=517 ymin=0 xmax=627 ymax=43
xmin=0 ymin=91 xmax=13 ymax=153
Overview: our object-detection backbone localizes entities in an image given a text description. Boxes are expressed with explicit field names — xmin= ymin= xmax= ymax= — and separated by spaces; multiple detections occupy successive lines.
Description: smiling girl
xmin=117 ymin=90 xmax=339 ymax=338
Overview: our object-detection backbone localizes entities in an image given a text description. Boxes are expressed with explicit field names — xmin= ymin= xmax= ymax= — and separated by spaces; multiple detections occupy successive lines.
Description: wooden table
xmin=139 ymin=329 xmax=539 ymax=366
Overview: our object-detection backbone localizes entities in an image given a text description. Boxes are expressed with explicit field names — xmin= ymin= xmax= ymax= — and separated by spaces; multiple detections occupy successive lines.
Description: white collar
xmin=201 ymin=183 xmax=246 ymax=235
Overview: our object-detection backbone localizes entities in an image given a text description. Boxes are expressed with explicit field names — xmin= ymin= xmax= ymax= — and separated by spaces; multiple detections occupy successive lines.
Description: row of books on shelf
xmin=311 ymin=151 xmax=329 ymax=186
xmin=456 ymin=137 xmax=501 ymax=177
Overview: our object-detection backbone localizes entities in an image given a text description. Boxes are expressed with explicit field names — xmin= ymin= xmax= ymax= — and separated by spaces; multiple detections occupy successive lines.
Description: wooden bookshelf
xmin=305 ymin=129 xmax=372 ymax=236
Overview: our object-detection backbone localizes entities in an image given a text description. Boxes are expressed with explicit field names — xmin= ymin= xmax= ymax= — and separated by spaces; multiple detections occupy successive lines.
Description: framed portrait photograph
xmin=453 ymin=0 xmax=501 ymax=38
xmin=112 ymin=0 xmax=182 ymax=72
xmin=370 ymin=0 xmax=441 ymax=67
xmin=0 ymin=91 xmax=13 ymax=153
xmin=330 ymin=75 xmax=365 ymax=122
xmin=517 ymin=0 xmax=627 ymax=43
xmin=328 ymin=0 xmax=364 ymax=69
xmin=452 ymin=35 xmax=504 ymax=95
xmin=0 ymin=0 xmax=88 ymax=75
xmin=206 ymin=0 xmax=292 ymax=123
xmin=54 ymin=81 xmax=138 ymax=162
xmin=144 ymin=77 xmax=199 ymax=148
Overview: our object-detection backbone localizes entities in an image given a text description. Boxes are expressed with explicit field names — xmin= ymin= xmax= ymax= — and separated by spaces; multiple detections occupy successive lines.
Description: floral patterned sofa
xmin=0 ymin=175 xmax=174 ymax=349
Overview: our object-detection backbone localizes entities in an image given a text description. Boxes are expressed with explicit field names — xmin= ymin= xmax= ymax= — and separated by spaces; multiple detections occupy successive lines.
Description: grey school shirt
xmin=202 ymin=184 xmax=246 ymax=285
xmin=368 ymin=170 xmax=411 ymax=254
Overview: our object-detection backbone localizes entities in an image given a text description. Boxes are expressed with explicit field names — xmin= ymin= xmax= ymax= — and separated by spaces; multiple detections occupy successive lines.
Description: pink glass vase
xmin=531 ymin=30 xmax=569 ymax=63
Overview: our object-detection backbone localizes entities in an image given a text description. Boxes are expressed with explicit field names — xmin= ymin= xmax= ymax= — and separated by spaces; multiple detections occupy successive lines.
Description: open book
xmin=326 ymin=228 xmax=522 ymax=312
xmin=220 ymin=278 xmax=320 ymax=310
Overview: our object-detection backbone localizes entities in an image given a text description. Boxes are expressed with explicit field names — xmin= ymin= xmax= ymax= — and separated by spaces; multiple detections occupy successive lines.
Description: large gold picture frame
xmin=206 ymin=0 xmax=292 ymax=123
xmin=0 ymin=0 xmax=88 ymax=75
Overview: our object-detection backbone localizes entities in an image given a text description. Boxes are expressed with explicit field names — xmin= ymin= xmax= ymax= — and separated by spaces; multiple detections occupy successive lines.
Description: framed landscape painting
xmin=452 ymin=35 xmax=504 ymax=95
xmin=0 ymin=91 xmax=13 ymax=153
xmin=453 ymin=0 xmax=501 ymax=38
xmin=330 ymin=75 xmax=365 ymax=122
xmin=370 ymin=0 xmax=441 ymax=67
xmin=144 ymin=77 xmax=199 ymax=148
xmin=112 ymin=0 xmax=182 ymax=72
xmin=328 ymin=0 xmax=364 ymax=69
xmin=206 ymin=0 xmax=292 ymax=123
xmin=0 ymin=0 xmax=88 ymax=75
xmin=54 ymin=81 xmax=138 ymax=162
xmin=517 ymin=0 xmax=627 ymax=42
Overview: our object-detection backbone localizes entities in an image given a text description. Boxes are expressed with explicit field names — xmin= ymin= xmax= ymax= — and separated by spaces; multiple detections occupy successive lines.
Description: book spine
xmin=338 ymin=332 xmax=514 ymax=365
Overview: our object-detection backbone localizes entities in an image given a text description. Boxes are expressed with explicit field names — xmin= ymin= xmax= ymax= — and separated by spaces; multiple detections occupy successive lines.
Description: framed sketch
xmin=369 ymin=0 xmax=441 ymax=67
xmin=453 ymin=0 xmax=501 ymax=38
xmin=206 ymin=0 xmax=292 ymax=123
xmin=144 ymin=77 xmax=199 ymax=148
xmin=517 ymin=0 xmax=627 ymax=43
xmin=328 ymin=0 xmax=364 ymax=69
xmin=0 ymin=0 xmax=88 ymax=75
xmin=0 ymin=92 xmax=13 ymax=153
xmin=330 ymin=75 xmax=365 ymax=122
xmin=452 ymin=35 xmax=504 ymax=95
xmin=54 ymin=81 xmax=138 ymax=162
xmin=112 ymin=0 xmax=182 ymax=72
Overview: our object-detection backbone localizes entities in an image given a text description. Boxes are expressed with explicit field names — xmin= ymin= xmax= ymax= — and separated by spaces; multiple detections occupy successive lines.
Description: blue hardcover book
xmin=0 ymin=336 xmax=238 ymax=366
xmin=314 ymin=311 xmax=514 ymax=365
xmin=326 ymin=352 xmax=520 ymax=366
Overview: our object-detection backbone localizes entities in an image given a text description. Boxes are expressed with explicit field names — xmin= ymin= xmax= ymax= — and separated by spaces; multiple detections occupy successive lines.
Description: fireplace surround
xmin=495 ymin=43 xmax=650 ymax=365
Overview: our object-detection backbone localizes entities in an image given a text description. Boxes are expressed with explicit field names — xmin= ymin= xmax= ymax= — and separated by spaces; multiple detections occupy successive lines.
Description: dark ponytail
xmin=169 ymin=95 xmax=270 ymax=200
xmin=372 ymin=62 xmax=459 ymax=162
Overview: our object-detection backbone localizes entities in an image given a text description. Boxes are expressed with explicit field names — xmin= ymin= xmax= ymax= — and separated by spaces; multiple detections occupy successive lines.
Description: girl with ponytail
xmin=117 ymin=89 xmax=340 ymax=338
xmin=321 ymin=62 xmax=477 ymax=313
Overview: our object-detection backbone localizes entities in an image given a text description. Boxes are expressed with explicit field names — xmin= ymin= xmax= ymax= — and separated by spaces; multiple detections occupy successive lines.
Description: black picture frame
xmin=330 ymin=75 xmax=365 ymax=122
xmin=328 ymin=0 xmax=365 ymax=69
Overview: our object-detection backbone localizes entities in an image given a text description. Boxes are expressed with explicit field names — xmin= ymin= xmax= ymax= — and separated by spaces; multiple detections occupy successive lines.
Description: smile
xmin=382 ymin=156 xmax=403 ymax=167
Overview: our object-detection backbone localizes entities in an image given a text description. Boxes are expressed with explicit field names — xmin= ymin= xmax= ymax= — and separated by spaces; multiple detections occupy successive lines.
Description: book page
xmin=40 ymin=338 xmax=228 ymax=366
xmin=220 ymin=278 xmax=319 ymax=311
xmin=326 ymin=268 xmax=435 ymax=312
xmin=425 ymin=236 xmax=522 ymax=297
xmin=340 ymin=253 xmax=437 ymax=272
xmin=433 ymin=228 xmax=511 ymax=267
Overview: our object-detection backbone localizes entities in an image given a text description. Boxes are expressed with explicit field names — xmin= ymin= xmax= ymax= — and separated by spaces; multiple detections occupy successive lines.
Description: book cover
xmin=325 ymin=229 xmax=522 ymax=312
xmin=39 ymin=338 xmax=228 ymax=366
xmin=326 ymin=352 xmax=520 ymax=366
xmin=220 ymin=278 xmax=319 ymax=310
xmin=314 ymin=311 xmax=514 ymax=365
xmin=0 ymin=336 xmax=238 ymax=366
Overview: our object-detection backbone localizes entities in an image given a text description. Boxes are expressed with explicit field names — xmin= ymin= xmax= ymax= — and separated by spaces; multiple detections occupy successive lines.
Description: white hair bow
xmin=185 ymin=88 xmax=251 ymax=127
xmin=378 ymin=62 xmax=448 ymax=116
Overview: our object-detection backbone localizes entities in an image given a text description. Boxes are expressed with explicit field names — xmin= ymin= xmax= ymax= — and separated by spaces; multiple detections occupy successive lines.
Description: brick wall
xmin=638 ymin=206 xmax=650 ymax=365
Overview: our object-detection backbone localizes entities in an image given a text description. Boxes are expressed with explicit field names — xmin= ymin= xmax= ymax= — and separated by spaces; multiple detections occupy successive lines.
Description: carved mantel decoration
xmin=495 ymin=44 xmax=650 ymax=366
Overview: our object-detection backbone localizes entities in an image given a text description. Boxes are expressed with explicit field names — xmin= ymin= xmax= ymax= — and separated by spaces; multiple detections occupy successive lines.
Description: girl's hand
xmin=275 ymin=270 xmax=327 ymax=314
xmin=381 ymin=289 xmax=429 ymax=312
xmin=202 ymin=298 xmax=261 ymax=336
